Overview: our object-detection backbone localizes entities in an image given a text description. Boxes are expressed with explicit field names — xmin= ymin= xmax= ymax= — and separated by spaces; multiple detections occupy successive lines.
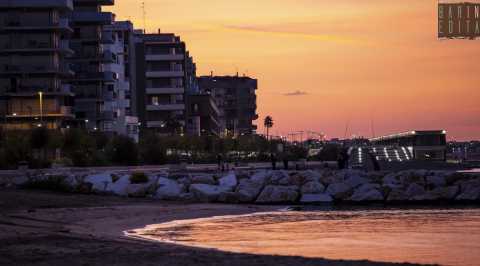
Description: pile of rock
xmin=3 ymin=168 xmax=480 ymax=204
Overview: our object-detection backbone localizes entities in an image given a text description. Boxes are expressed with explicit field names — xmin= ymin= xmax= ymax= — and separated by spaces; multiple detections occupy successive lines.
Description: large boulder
xmin=85 ymin=173 xmax=113 ymax=193
xmin=235 ymin=179 xmax=263 ymax=203
xmin=326 ymin=183 xmax=352 ymax=200
xmin=11 ymin=175 xmax=29 ymax=186
xmin=349 ymin=183 xmax=384 ymax=202
xmin=301 ymin=181 xmax=325 ymax=194
xmin=126 ymin=183 xmax=151 ymax=197
xmin=268 ymin=170 xmax=289 ymax=185
xmin=191 ymin=174 xmax=216 ymax=185
xmin=399 ymin=170 xmax=426 ymax=185
xmin=190 ymin=184 xmax=229 ymax=202
xmin=386 ymin=189 xmax=409 ymax=202
xmin=250 ymin=170 xmax=270 ymax=186
xmin=344 ymin=174 xmax=370 ymax=189
xmin=154 ymin=177 xmax=185 ymax=200
xmin=218 ymin=192 xmax=240 ymax=203
xmin=406 ymin=183 xmax=426 ymax=199
xmin=426 ymin=174 xmax=447 ymax=189
xmin=320 ymin=172 xmax=345 ymax=185
xmin=383 ymin=173 xmax=402 ymax=190
xmin=256 ymin=185 xmax=299 ymax=203
xmin=301 ymin=170 xmax=323 ymax=183
xmin=456 ymin=185 xmax=480 ymax=201
xmin=106 ymin=174 xmax=131 ymax=196
xmin=218 ymin=171 xmax=237 ymax=191
xmin=425 ymin=186 xmax=459 ymax=200
xmin=300 ymin=193 xmax=333 ymax=203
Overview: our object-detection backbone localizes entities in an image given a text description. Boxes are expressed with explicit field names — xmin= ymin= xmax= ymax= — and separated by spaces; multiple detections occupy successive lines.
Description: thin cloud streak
xmin=283 ymin=90 xmax=309 ymax=96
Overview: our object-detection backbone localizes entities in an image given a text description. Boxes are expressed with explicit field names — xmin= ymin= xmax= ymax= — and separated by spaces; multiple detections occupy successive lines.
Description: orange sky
xmin=108 ymin=0 xmax=480 ymax=141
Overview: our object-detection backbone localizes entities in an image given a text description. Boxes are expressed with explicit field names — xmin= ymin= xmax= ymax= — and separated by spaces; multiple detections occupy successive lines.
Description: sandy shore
xmin=0 ymin=189 xmax=432 ymax=266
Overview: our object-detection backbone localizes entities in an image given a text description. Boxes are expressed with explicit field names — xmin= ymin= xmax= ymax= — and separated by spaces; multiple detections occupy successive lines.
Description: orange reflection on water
xmin=130 ymin=209 xmax=480 ymax=266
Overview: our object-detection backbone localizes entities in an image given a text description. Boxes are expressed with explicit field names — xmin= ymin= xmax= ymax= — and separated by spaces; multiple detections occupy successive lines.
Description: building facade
xmin=0 ymin=0 xmax=75 ymax=130
xmin=186 ymin=94 xmax=220 ymax=136
xmin=69 ymin=0 xmax=115 ymax=131
xmin=102 ymin=21 xmax=138 ymax=141
xmin=134 ymin=31 xmax=197 ymax=135
xmin=197 ymin=75 xmax=258 ymax=136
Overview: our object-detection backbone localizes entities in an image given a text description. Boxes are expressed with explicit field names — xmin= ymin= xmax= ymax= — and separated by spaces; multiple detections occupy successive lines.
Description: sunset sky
xmin=108 ymin=0 xmax=480 ymax=141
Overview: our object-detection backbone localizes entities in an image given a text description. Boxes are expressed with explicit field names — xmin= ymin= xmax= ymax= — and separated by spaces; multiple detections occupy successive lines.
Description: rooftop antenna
xmin=370 ymin=112 xmax=376 ymax=138
xmin=344 ymin=119 xmax=350 ymax=140
xmin=142 ymin=2 xmax=146 ymax=33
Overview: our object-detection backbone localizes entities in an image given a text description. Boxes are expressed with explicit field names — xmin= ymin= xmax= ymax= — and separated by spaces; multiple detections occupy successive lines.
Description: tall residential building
xmin=0 ymin=0 xmax=75 ymax=130
xmin=69 ymin=0 xmax=115 ymax=131
xmin=134 ymin=30 xmax=197 ymax=135
xmin=102 ymin=21 xmax=139 ymax=142
xmin=198 ymin=75 xmax=258 ymax=136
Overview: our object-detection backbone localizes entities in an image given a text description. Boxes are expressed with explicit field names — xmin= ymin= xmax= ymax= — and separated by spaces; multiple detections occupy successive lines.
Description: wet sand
xmin=0 ymin=189 xmax=432 ymax=266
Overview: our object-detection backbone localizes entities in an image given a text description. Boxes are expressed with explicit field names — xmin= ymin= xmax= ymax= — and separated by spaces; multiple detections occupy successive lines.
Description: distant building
xmin=69 ymin=0 xmax=115 ymax=131
xmin=186 ymin=94 xmax=220 ymax=136
xmin=0 ymin=0 xmax=75 ymax=130
xmin=102 ymin=21 xmax=138 ymax=142
xmin=134 ymin=30 xmax=197 ymax=135
xmin=197 ymin=75 xmax=258 ymax=136
xmin=369 ymin=130 xmax=447 ymax=161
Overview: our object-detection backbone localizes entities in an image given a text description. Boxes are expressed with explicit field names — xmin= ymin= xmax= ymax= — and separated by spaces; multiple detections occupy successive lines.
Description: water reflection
xmin=129 ymin=208 xmax=480 ymax=266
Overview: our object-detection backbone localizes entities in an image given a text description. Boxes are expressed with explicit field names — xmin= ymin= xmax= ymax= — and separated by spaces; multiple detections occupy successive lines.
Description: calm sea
xmin=130 ymin=207 xmax=480 ymax=266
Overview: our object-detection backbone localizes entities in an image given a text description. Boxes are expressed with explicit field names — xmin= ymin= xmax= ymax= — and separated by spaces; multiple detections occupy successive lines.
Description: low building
xmin=186 ymin=94 xmax=220 ymax=136
xmin=197 ymin=75 xmax=258 ymax=136
xmin=369 ymin=130 xmax=447 ymax=161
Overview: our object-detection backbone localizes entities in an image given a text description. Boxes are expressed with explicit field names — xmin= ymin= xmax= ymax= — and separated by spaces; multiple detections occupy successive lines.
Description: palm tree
xmin=264 ymin=116 xmax=274 ymax=141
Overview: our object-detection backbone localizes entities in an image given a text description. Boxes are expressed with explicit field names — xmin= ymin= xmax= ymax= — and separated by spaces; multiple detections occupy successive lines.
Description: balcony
xmin=146 ymin=104 xmax=185 ymax=111
xmin=102 ymin=50 xmax=115 ymax=63
xmin=6 ymin=106 xmax=74 ymax=118
xmin=146 ymin=87 xmax=184 ymax=94
xmin=0 ymin=64 xmax=73 ymax=76
xmin=0 ymin=0 xmax=74 ymax=10
xmin=0 ymin=39 xmax=74 ymax=55
xmin=73 ymin=0 xmax=114 ymax=6
xmin=145 ymin=54 xmax=184 ymax=61
xmin=101 ymin=32 xmax=115 ymax=44
xmin=146 ymin=71 xmax=184 ymax=78
xmin=72 ymin=12 xmax=114 ymax=25
xmin=1 ymin=18 xmax=72 ymax=32
xmin=74 ymin=71 xmax=117 ymax=81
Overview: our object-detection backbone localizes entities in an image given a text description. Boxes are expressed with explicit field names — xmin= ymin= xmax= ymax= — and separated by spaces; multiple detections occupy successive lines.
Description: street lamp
xmin=38 ymin=91 xmax=43 ymax=126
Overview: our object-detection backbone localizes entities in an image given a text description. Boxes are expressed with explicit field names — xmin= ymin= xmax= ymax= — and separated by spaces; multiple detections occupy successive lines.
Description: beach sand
xmin=0 ymin=189 xmax=430 ymax=266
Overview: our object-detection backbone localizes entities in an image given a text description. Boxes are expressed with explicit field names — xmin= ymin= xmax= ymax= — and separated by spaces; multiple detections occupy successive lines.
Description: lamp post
xmin=38 ymin=91 xmax=43 ymax=126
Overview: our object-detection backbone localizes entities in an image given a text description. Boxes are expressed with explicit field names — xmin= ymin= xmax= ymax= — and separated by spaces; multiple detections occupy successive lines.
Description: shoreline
xmin=0 ymin=189 xmax=435 ymax=266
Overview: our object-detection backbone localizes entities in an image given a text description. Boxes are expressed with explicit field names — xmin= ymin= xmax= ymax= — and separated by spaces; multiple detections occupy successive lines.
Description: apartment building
xmin=69 ymin=0 xmax=115 ymax=131
xmin=134 ymin=31 xmax=197 ymax=135
xmin=102 ymin=21 xmax=139 ymax=142
xmin=198 ymin=75 xmax=258 ymax=136
xmin=0 ymin=0 xmax=75 ymax=130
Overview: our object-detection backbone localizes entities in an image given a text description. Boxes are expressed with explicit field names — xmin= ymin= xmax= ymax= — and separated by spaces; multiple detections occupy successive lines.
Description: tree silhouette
xmin=264 ymin=115 xmax=274 ymax=141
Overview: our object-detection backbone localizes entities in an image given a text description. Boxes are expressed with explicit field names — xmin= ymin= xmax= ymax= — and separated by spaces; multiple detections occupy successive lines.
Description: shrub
xmin=129 ymin=172 xmax=149 ymax=184
xmin=106 ymin=136 xmax=138 ymax=166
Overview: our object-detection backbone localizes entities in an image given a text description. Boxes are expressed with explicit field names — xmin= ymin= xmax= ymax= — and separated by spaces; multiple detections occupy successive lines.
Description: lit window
xmin=152 ymin=96 xmax=159 ymax=105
